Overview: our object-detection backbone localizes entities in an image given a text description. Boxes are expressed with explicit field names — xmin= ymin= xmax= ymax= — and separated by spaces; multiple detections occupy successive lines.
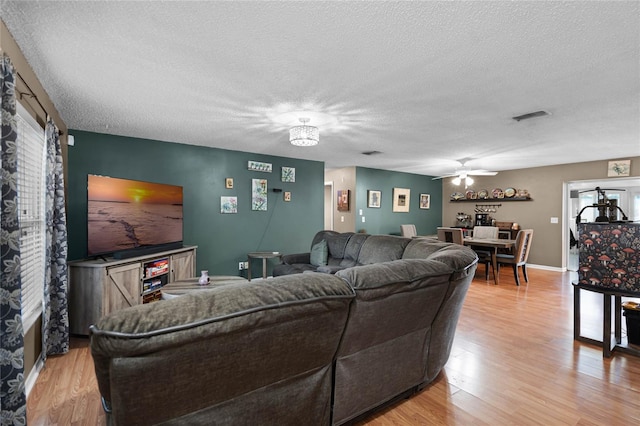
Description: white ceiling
xmin=2 ymin=1 xmax=639 ymax=177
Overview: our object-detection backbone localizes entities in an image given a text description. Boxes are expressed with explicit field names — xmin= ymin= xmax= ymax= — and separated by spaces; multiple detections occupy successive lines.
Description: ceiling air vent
xmin=512 ymin=110 xmax=550 ymax=122
xmin=362 ymin=150 xmax=382 ymax=156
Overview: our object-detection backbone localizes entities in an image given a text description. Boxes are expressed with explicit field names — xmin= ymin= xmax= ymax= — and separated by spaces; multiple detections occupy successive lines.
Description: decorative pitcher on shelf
xmin=198 ymin=270 xmax=209 ymax=285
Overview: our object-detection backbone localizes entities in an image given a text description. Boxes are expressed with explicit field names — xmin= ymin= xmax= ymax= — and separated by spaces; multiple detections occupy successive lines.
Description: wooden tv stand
xmin=68 ymin=245 xmax=197 ymax=335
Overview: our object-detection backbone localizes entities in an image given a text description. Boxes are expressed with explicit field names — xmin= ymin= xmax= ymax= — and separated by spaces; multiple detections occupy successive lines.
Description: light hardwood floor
xmin=27 ymin=268 xmax=640 ymax=425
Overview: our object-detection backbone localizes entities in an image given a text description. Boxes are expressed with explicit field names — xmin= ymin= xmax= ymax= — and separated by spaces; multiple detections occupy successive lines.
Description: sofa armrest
xmin=280 ymin=252 xmax=311 ymax=265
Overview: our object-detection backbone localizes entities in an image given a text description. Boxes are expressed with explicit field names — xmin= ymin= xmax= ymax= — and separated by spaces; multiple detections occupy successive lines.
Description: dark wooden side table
xmin=247 ymin=252 xmax=282 ymax=281
xmin=573 ymin=283 xmax=640 ymax=358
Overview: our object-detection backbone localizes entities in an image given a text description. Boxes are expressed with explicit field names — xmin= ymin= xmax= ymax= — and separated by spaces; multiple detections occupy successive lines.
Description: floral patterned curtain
xmin=43 ymin=119 xmax=69 ymax=357
xmin=0 ymin=54 xmax=27 ymax=424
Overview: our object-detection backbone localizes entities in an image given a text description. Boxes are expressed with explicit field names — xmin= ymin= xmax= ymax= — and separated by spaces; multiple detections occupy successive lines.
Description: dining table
xmin=463 ymin=237 xmax=516 ymax=285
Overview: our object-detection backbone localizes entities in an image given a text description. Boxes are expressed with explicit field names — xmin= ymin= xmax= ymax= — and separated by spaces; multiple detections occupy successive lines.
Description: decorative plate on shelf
xmin=504 ymin=187 xmax=516 ymax=198
xmin=465 ymin=190 xmax=476 ymax=199
xmin=451 ymin=192 xmax=465 ymax=200
xmin=477 ymin=189 xmax=489 ymax=199
xmin=492 ymin=188 xmax=504 ymax=198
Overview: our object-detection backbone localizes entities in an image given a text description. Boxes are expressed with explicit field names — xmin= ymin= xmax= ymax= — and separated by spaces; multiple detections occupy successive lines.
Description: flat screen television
xmin=87 ymin=174 xmax=183 ymax=258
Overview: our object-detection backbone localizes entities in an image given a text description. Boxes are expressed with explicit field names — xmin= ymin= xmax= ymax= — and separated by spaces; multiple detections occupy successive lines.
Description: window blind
xmin=16 ymin=103 xmax=46 ymax=332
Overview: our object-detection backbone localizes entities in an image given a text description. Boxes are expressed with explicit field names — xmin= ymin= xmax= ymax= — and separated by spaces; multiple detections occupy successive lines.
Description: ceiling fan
xmin=431 ymin=159 xmax=498 ymax=187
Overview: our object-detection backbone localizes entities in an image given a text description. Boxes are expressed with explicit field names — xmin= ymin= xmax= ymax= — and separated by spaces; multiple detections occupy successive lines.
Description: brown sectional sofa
xmin=90 ymin=232 xmax=478 ymax=425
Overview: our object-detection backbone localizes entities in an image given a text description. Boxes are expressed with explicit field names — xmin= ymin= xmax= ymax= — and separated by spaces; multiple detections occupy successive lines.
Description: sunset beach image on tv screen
xmin=87 ymin=175 xmax=183 ymax=255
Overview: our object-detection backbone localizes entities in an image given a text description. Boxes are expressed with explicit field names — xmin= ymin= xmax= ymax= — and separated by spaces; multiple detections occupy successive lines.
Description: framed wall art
xmin=251 ymin=179 xmax=268 ymax=211
xmin=248 ymin=161 xmax=272 ymax=173
xmin=337 ymin=189 xmax=350 ymax=212
xmin=392 ymin=188 xmax=410 ymax=212
xmin=220 ymin=196 xmax=237 ymax=214
xmin=281 ymin=167 xmax=295 ymax=182
xmin=608 ymin=160 xmax=631 ymax=177
xmin=419 ymin=193 xmax=430 ymax=209
xmin=367 ymin=190 xmax=381 ymax=208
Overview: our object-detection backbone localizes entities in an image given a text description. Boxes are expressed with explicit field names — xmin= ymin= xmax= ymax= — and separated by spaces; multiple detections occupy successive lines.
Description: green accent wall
xmin=67 ymin=131 xmax=325 ymax=277
xmin=355 ymin=167 xmax=442 ymax=235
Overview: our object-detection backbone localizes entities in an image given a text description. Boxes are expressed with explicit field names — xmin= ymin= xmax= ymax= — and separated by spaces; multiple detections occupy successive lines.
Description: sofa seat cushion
xmin=272 ymin=263 xmax=317 ymax=276
xmin=357 ymin=235 xmax=411 ymax=265
xmin=280 ymin=252 xmax=311 ymax=265
xmin=316 ymin=264 xmax=347 ymax=274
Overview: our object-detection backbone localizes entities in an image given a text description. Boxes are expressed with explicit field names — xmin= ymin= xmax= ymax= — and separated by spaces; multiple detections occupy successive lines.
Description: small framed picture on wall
xmin=281 ymin=167 xmax=295 ymax=182
xmin=392 ymin=188 xmax=410 ymax=212
xmin=367 ymin=190 xmax=381 ymax=208
xmin=608 ymin=160 xmax=631 ymax=177
xmin=419 ymin=194 xmax=430 ymax=209
xmin=337 ymin=189 xmax=350 ymax=212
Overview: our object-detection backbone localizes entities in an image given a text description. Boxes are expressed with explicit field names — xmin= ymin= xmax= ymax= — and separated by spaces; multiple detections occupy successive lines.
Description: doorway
xmin=565 ymin=177 xmax=640 ymax=271
xmin=324 ymin=181 xmax=333 ymax=230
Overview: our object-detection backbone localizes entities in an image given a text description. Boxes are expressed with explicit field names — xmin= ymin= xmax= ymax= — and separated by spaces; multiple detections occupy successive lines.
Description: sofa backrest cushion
xmin=311 ymin=230 xmax=339 ymax=248
xmin=325 ymin=232 xmax=354 ymax=265
xmin=357 ymin=235 xmax=411 ymax=265
xmin=90 ymin=274 xmax=355 ymax=423
xmin=340 ymin=233 xmax=369 ymax=268
xmin=403 ymin=239 xmax=478 ymax=274
xmin=333 ymin=253 xmax=477 ymax=425
xmin=336 ymin=258 xmax=454 ymax=294
xmin=422 ymin=244 xmax=479 ymax=273
xmin=402 ymin=238 xmax=451 ymax=259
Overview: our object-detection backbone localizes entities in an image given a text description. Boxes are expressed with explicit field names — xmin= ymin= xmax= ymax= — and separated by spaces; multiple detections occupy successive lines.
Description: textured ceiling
xmin=2 ymin=1 xmax=639 ymax=176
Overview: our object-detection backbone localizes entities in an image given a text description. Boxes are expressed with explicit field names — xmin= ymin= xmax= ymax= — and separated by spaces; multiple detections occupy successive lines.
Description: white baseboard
xmin=526 ymin=263 xmax=565 ymax=273
xmin=25 ymin=354 xmax=44 ymax=397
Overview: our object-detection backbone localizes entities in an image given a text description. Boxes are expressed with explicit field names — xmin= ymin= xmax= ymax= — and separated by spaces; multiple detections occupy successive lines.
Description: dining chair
xmin=436 ymin=227 xmax=463 ymax=244
xmin=496 ymin=229 xmax=534 ymax=286
xmin=472 ymin=226 xmax=499 ymax=239
xmin=471 ymin=226 xmax=499 ymax=280
xmin=400 ymin=224 xmax=417 ymax=238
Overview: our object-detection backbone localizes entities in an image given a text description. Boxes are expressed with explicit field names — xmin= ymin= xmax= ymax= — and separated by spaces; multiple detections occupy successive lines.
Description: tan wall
xmin=325 ymin=167 xmax=357 ymax=233
xmin=443 ymin=157 xmax=640 ymax=268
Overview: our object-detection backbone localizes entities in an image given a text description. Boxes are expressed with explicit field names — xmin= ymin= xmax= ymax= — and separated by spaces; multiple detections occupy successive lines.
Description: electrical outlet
xmin=243 ymin=261 xmax=249 ymax=269
xmin=238 ymin=262 xmax=245 ymax=270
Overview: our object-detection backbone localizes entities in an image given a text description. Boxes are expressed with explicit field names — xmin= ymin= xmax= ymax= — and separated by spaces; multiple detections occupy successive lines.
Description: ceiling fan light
xmin=466 ymin=176 xmax=474 ymax=185
xmin=452 ymin=177 xmax=461 ymax=185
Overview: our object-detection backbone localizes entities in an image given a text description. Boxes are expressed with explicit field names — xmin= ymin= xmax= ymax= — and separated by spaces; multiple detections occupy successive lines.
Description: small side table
xmin=247 ymin=252 xmax=282 ymax=281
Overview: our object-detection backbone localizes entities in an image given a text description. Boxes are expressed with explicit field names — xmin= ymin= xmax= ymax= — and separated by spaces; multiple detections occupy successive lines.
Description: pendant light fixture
xmin=289 ymin=117 xmax=319 ymax=146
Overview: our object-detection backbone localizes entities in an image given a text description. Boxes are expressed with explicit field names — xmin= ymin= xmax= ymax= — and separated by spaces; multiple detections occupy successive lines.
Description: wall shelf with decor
xmin=450 ymin=198 xmax=533 ymax=202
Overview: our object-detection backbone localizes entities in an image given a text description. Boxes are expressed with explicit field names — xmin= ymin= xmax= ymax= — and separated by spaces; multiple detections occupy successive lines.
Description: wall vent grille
xmin=512 ymin=110 xmax=550 ymax=121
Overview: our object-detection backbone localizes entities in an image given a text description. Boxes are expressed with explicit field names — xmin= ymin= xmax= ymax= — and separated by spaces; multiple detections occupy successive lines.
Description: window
xmin=633 ymin=192 xmax=640 ymax=222
xmin=578 ymin=191 xmax=624 ymax=223
xmin=16 ymin=102 xmax=46 ymax=332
